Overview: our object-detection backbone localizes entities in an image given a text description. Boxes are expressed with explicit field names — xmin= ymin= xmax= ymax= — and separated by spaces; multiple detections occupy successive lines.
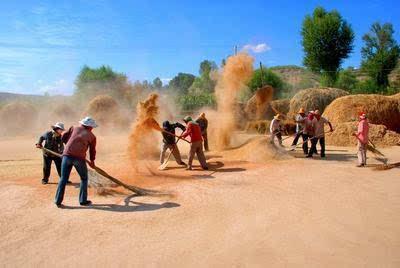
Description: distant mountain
xmin=269 ymin=65 xmax=320 ymax=90
xmin=0 ymin=92 xmax=71 ymax=107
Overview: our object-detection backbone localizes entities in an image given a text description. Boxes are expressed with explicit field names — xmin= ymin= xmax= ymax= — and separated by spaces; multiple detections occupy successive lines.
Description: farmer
xmin=160 ymin=120 xmax=187 ymax=166
xmin=290 ymin=108 xmax=308 ymax=154
xmin=307 ymin=110 xmax=333 ymax=158
xmin=270 ymin=114 xmax=284 ymax=146
xmin=35 ymin=122 xmax=67 ymax=185
xmin=55 ymin=117 xmax=97 ymax=207
xmin=181 ymin=116 xmax=208 ymax=170
xmin=304 ymin=111 xmax=317 ymax=155
xmin=353 ymin=112 xmax=369 ymax=167
xmin=196 ymin=112 xmax=209 ymax=151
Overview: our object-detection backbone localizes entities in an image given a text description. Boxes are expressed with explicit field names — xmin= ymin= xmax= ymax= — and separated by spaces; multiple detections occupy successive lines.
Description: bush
xmin=248 ymin=67 xmax=290 ymax=99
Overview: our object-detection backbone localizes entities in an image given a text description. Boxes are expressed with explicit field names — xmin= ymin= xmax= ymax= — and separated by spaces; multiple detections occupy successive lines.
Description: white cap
xmin=79 ymin=117 xmax=98 ymax=128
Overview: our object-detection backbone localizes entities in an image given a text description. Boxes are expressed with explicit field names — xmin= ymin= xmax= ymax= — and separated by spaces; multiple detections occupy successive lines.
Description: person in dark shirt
xmin=35 ymin=122 xmax=65 ymax=185
xmin=55 ymin=117 xmax=97 ymax=207
xmin=195 ymin=113 xmax=209 ymax=151
xmin=160 ymin=120 xmax=186 ymax=166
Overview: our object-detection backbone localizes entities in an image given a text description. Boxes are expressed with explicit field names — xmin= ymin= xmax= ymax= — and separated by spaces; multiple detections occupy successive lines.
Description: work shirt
xmin=62 ymin=126 xmax=96 ymax=161
xmin=295 ymin=114 xmax=306 ymax=133
xmin=37 ymin=130 xmax=64 ymax=155
xmin=162 ymin=122 xmax=186 ymax=145
xmin=195 ymin=117 xmax=208 ymax=135
xmin=356 ymin=119 xmax=369 ymax=144
xmin=312 ymin=116 xmax=329 ymax=137
xmin=181 ymin=121 xmax=203 ymax=143
xmin=270 ymin=119 xmax=281 ymax=133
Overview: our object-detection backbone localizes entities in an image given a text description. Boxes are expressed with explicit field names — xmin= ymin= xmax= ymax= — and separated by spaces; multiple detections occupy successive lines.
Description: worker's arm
xmin=181 ymin=123 xmax=192 ymax=138
xmin=173 ymin=122 xmax=186 ymax=132
xmin=88 ymin=137 xmax=96 ymax=167
xmin=61 ymin=126 xmax=73 ymax=144
xmin=35 ymin=132 xmax=48 ymax=148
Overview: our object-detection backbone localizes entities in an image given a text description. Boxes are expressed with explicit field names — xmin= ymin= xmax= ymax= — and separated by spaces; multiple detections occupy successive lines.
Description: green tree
xmin=199 ymin=60 xmax=217 ymax=76
xmin=153 ymin=77 xmax=162 ymax=89
xmin=361 ymin=22 xmax=400 ymax=90
xmin=301 ymin=7 xmax=354 ymax=86
xmin=247 ymin=66 xmax=290 ymax=98
xmin=75 ymin=65 xmax=132 ymax=103
xmin=335 ymin=68 xmax=358 ymax=92
xmin=168 ymin=73 xmax=196 ymax=94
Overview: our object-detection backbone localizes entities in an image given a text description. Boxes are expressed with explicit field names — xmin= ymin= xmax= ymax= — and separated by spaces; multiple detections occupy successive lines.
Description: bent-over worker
xmin=196 ymin=112 xmax=209 ymax=151
xmin=306 ymin=110 xmax=333 ymax=158
xmin=160 ymin=120 xmax=187 ymax=166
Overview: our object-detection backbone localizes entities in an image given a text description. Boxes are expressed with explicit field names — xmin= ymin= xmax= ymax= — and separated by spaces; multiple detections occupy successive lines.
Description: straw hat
xmin=298 ymin=108 xmax=305 ymax=114
xmin=79 ymin=117 xmax=98 ymax=128
xmin=273 ymin=114 xmax=282 ymax=120
xmin=199 ymin=112 xmax=206 ymax=118
xmin=52 ymin=122 xmax=65 ymax=130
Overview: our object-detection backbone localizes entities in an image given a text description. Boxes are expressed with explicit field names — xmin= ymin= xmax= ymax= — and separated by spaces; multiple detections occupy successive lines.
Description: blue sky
xmin=0 ymin=0 xmax=399 ymax=95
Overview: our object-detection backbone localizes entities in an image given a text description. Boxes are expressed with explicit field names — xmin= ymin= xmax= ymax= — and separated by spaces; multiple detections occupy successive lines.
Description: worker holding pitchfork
xmin=160 ymin=120 xmax=187 ymax=167
xmin=306 ymin=110 xmax=333 ymax=158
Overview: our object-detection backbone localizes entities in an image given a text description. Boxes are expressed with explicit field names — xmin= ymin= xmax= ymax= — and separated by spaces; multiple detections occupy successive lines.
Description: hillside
xmin=270 ymin=65 xmax=320 ymax=91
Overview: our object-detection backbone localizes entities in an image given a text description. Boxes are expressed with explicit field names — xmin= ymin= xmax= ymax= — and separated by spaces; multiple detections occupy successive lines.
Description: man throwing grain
xmin=55 ymin=117 xmax=97 ymax=207
xmin=160 ymin=120 xmax=187 ymax=166
xmin=269 ymin=114 xmax=284 ymax=147
xmin=181 ymin=116 xmax=208 ymax=171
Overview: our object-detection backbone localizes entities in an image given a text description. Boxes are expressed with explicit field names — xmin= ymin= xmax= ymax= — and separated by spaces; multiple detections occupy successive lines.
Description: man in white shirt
xmin=270 ymin=114 xmax=284 ymax=146
xmin=290 ymin=108 xmax=308 ymax=154
xmin=306 ymin=110 xmax=333 ymax=158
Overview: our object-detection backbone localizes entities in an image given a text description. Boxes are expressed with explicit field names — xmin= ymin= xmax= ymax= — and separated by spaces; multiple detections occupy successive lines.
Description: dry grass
xmin=323 ymin=94 xmax=400 ymax=132
xmin=288 ymin=87 xmax=348 ymax=119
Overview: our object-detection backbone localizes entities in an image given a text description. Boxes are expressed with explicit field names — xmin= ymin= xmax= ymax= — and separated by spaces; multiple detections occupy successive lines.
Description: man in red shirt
xmin=181 ymin=116 xmax=208 ymax=171
xmin=55 ymin=117 xmax=97 ymax=207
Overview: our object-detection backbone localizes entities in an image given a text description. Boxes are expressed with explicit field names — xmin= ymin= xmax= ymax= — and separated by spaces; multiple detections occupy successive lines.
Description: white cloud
xmin=161 ymin=78 xmax=172 ymax=84
xmin=242 ymin=43 xmax=271 ymax=54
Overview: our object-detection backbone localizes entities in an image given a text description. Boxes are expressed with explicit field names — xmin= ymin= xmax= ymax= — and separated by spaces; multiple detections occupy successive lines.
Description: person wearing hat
xmin=290 ymin=108 xmax=308 ymax=154
xmin=269 ymin=114 xmax=284 ymax=146
xmin=353 ymin=112 xmax=369 ymax=167
xmin=306 ymin=110 xmax=333 ymax=158
xmin=195 ymin=112 xmax=209 ymax=151
xmin=36 ymin=122 xmax=66 ymax=185
xmin=181 ymin=116 xmax=208 ymax=170
xmin=55 ymin=117 xmax=98 ymax=207
xmin=160 ymin=120 xmax=187 ymax=166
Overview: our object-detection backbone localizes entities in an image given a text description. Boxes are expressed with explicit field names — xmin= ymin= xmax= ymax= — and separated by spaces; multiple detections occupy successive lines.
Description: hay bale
xmin=245 ymin=120 xmax=271 ymax=134
xmin=85 ymin=95 xmax=121 ymax=128
xmin=244 ymin=85 xmax=274 ymax=120
xmin=0 ymin=102 xmax=38 ymax=136
xmin=288 ymin=87 xmax=348 ymax=119
xmin=326 ymin=122 xmax=400 ymax=147
xmin=264 ymin=99 xmax=290 ymax=119
xmin=323 ymin=94 xmax=400 ymax=132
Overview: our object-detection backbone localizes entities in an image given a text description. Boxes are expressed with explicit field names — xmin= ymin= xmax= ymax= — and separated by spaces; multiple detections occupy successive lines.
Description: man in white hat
xmin=55 ymin=117 xmax=97 ymax=207
xmin=36 ymin=122 xmax=66 ymax=184
xmin=269 ymin=114 xmax=284 ymax=146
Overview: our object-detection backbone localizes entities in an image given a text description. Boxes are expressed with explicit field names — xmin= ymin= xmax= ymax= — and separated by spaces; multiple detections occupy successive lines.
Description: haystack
xmin=85 ymin=95 xmax=121 ymax=128
xmin=326 ymin=122 xmax=400 ymax=147
xmin=288 ymin=87 xmax=348 ymax=119
xmin=265 ymin=99 xmax=290 ymax=119
xmin=323 ymin=94 xmax=400 ymax=132
xmin=51 ymin=103 xmax=77 ymax=124
xmin=0 ymin=102 xmax=38 ymax=135
xmin=244 ymin=85 xmax=274 ymax=120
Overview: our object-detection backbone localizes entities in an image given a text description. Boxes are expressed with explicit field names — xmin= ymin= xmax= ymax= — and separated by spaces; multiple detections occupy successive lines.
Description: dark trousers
xmin=55 ymin=156 xmax=88 ymax=205
xmin=308 ymin=137 xmax=325 ymax=157
xmin=292 ymin=132 xmax=309 ymax=154
xmin=42 ymin=155 xmax=62 ymax=182
xmin=202 ymin=132 xmax=209 ymax=151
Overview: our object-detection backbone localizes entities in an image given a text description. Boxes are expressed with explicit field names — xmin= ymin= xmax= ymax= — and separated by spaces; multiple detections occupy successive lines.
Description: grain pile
xmin=288 ymin=87 xmax=348 ymax=119
xmin=323 ymin=94 xmax=400 ymax=132
xmin=244 ymin=85 xmax=274 ymax=120
xmin=0 ymin=102 xmax=38 ymax=136
xmin=326 ymin=122 xmax=400 ymax=147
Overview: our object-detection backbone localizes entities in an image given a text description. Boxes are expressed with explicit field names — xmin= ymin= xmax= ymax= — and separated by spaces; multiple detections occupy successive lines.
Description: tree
xmin=75 ymin=65 xmax=132 ymax=103
xmin=153 ymin=77 xmax=162 ymax=89
xmin=301 ymin=7 xmax=354 ymax=86
xmin=168 ymin=73 xmax=196 ymax=94
xmin=361 ymin=22 xmax=400 ymax=90
xmin=335 ymin=68 xmax=358 ymax=92
xmin=199 ymin=60 xmax=217 ymax=77
xmin=247 ymin=66 xmax=290 ymax=98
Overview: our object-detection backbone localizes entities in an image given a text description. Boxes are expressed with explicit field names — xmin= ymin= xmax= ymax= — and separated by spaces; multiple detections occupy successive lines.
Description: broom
xmin=39 ymin=147 xmax=161 ymax=196
xmin=373 ymin=162 xmax=400 ymax=171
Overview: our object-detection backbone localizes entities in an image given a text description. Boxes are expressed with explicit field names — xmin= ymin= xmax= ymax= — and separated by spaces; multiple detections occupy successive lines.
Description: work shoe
xmin=185 ymin=166 xmax=193 ymax=171
xmin=203 ymin=167 xmax=209 ymax=170
xmin=80 ymin=200 xmax=92 ymax=206
xmin=41 ymin=179 xmax=48 ymax=185
xmin=306 ymin=155 xmax=312 ymax=158
xmin=356 ymin=164 xmax=364 ymax=167
xmin=55 ymin=203 xmax=63 ymax=208
xmin=179 ymin=161 xmax=187 ymax=166
xmin=290 ymin=145 xmax=296 ymax=151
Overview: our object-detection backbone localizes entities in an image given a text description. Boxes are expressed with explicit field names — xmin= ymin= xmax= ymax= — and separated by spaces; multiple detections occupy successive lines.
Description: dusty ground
xmin=0 ymin=133 xmax=399 ymax=267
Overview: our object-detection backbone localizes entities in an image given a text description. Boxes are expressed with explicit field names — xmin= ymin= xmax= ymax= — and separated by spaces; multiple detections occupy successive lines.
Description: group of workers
xmin=270 ymin=107 xmax=369 ymax=166
xmin=36 ymin=108 xmax=369 ymax=207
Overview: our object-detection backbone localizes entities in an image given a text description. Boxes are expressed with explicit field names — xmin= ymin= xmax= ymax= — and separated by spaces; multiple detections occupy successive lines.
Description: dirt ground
xmin=0 ymin=133 xmax=399 ymax=267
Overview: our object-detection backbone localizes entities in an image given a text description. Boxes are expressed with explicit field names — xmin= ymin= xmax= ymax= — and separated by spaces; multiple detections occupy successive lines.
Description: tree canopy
xmin=168 ymin=73 xmax=196 ymax=94
xmin=361 ymin=22 xmax=400 ymax=90
xmin=301 ymin=7 xmax=354 ymax=86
